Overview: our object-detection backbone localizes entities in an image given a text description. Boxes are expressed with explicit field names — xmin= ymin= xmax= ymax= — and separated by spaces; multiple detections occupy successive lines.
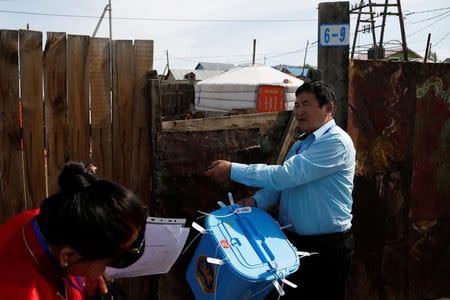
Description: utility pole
xmin=318 ymin=2 xmax=349 ymax=130
xmin=428 ymin=42 xmax=432 ymax=61
xmin=397 ymin=0 xmax=408 ymax=61
xmin=368 ymin=0 xmax=377 ymax=47
xmin=379 ymin=0 xmax=388 ymax=49
xmin=350 ymin=0 xmax=408 ymax=61
xmin=166 ymin=50 xmax=170 ymax=70
xmin=302 ymin=40 xmax=309 ymax=70
xmin=252 ymin=39 xmax=256 ymax=65
xmin=351 ymin=0 xmax=363 ymax=59
xmin=424 ymin=33 xmax=431 ymax=63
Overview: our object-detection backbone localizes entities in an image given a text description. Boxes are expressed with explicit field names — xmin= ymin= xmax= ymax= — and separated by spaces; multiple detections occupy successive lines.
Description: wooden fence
xmin=1 ymin=29 xmax=156 ymax=299
xmin=0 ymin=30 xmax=155 ymax=223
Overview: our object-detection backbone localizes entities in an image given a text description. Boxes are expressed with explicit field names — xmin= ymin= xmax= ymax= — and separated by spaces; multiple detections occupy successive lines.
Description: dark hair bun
xmin=58 ymin=161 xmax=97 ymax=193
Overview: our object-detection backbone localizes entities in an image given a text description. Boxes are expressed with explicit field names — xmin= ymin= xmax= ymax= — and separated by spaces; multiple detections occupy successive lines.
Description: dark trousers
xmin=268 ymin=229 xmax=354 ymax=300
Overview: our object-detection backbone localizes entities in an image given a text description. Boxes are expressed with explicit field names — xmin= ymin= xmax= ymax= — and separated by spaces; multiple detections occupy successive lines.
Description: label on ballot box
xmin=186 ymin=205 xmax=300 ymax=299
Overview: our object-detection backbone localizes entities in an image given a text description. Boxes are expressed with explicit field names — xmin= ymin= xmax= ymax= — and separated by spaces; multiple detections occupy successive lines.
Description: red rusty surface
xmin=412 ymin=72 xmax=450 ymax=220
xmin=348 ymin=60 xmax=450 ymax=300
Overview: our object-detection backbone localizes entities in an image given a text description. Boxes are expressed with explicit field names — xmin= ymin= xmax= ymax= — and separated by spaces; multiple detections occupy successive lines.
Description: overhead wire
xmin=404 ymin=6 xmax=450 ymax=16
xmin=433 ymin=32 xmax=450 ymax=47
xmin=407 ymin=11 xmax=450 ymax=24
xmin=0 ymin=9 xmax=316 ymax=23
xmin=407 ymin=11 xmax=450 ymax=37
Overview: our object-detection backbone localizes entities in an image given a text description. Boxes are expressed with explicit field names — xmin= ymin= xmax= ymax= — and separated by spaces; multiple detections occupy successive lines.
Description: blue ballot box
xmin=186 ymin=205 xmax=300 ymax=299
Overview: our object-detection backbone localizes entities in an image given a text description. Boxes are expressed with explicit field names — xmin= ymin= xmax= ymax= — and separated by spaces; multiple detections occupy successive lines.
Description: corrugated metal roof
xmin=167 ymin=69 xmax=224 ymax=81
xmin=195 ymin=62 xmax=235 ymax=71
xmin=285 ymin=66 xmax=308 ymax=77
xmin=272 ymin=64 xmax=309 ymax=77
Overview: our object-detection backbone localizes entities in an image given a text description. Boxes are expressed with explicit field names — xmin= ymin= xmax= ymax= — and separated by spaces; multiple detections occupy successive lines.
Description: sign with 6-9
xmin=319 ymin=24 xmax=350 ymax=47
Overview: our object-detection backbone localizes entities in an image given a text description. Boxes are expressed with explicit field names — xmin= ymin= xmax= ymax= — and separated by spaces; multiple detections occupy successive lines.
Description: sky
xmin=1 ymin=0 xmax=449 ymax=73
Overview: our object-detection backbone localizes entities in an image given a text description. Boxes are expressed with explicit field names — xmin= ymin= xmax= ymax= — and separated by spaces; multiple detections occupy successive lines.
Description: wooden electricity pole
xmin=318 ymin=1 xmax=350 ymax=130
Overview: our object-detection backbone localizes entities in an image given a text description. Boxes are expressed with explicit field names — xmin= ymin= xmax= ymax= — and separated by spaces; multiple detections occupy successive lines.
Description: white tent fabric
xmin=194 ymin=64 xmax=304 ymax=112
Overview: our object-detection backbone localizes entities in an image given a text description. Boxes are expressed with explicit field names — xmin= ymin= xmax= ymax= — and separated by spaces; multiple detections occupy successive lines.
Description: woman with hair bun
xmin=0 ymin=161 xmax=148 ymax=300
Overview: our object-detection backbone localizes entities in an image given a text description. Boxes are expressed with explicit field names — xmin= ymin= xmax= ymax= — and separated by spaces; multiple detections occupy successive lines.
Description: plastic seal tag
xmin=298 ymin=251 xmax=318 ymax=258
xmin=207 ymin=257 xmax=225 ymax=265
xmin=281 ymin=278 xmax=298 ymax=288
xmin=272 ymin=280 xmax=285 ymax=296
xmin=192 ymin=222 xmax=206 ymax=234
xmin=217 ymin=201 xmax=226 ymax=208
xmin=227 ymin=192 xmax=235 ymax=205
xmin=235 ymin=207 xmax=252 ymax=214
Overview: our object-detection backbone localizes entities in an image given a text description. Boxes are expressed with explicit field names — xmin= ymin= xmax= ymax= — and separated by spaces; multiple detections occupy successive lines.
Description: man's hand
xmin=237 ymin=197 xmax=257 ymax=207
xmin=205 ymin=160 xmax=232 ymax=183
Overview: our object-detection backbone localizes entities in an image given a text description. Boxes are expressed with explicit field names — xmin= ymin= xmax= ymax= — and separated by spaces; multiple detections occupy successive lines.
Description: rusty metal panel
xmin=348 ymin=60 xmax=450 ymax=300
xmin=412 ymin=70 xmax=450 ymax=220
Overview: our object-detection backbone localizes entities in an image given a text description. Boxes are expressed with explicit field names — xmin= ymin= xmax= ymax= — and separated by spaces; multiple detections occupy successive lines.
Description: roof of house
xmin=195 ymin=62 xmax=235 ymax=71
xmin=166 ymin=69 xmax=224 ymax=81
xmin=443 ymin=58 xmax=450 ymax=63
xmin=272 ymin=65 xmax=309 ymax=78
xmin=354 ymin=47 xmax=423 ymax=60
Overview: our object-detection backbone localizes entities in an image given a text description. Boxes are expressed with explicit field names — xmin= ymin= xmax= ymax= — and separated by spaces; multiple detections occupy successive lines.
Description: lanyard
xmin=295 ymin=125 xmax=335 ymax=155
xmin=31 ymin=218 xmax=84 ymax=294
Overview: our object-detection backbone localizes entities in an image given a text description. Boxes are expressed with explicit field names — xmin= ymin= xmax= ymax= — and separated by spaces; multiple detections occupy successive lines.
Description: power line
xmin=407 ymin=11 xmax=450 ymax=37
xmin=404 ymin=6 xmax=450 ymax=16
xmin=407 ymin=11 xmax=450 ymax=24
xmin=434 ymin=32 xmax=450 ymax=47
xmin=0 ymin=9 xmax=316 ymax=22
xmin=156 ymin=46 xmax=316 ymax=63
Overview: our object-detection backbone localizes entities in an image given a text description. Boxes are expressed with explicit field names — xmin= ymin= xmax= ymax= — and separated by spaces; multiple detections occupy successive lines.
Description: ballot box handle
xmin=235 ymin=217 xmax=275 ymax=263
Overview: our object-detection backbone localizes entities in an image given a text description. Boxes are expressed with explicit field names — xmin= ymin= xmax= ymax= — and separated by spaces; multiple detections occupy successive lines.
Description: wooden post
xmin=318 ymin=1 xmax=350 ymax=130
xmin=424 ymin=33 xmax=431 ymax=63
xmin=397 ymin=0 xmax=408 ymax=61
xmin=252 ymin=39 xmax=256 ymax=65
xmin=44 ymin=32 xmax=68 ymax=196
xmin=149 ymin=71 xmax=162 ymax=215
xmin=19 ymin=30 xmax=46 ymax=208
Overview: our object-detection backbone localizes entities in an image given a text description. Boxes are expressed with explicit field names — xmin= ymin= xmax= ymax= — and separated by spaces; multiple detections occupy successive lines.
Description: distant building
xmin=273 ymin=65 xmax=309 ymax=78
xmin=195 ymin=62 xmax=235 ymax=71
xmin=164 ymin=69 xmax=224 ymax=83
xmin=355 ymin=47 xmax=425 ymax=62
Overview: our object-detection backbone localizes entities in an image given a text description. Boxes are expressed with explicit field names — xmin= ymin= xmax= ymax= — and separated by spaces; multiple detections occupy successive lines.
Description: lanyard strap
xmin=31 ymin=218 xmax=84 ymax=293
xmin=295 ymin=125 xmax=335 ymax=154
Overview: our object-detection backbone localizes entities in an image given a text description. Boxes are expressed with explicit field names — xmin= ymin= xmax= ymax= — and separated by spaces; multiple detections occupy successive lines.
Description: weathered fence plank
xmin=67 ymin=35 xmax=90 ymax=162
xmin=112 ymin=40 xmax=133 ymax=188
xmin=0 ymin=30 xmax=25 ymax=222
xmin=44 ymin=32 xmax=68 ymax=195
xmin=125 ymin=39 xmax=154 ymax=300
xmin=19 ymin=30 xmax=46 ymax=208
xmin=131 ymin=40 xmax=153 ymax=206
xmin=90 ymin=38 xmax=112 ymax=179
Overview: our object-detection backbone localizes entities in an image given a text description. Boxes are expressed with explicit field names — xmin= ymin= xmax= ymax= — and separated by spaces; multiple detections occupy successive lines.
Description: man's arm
xmin=230 ymin=136 xmax=348 ymax=191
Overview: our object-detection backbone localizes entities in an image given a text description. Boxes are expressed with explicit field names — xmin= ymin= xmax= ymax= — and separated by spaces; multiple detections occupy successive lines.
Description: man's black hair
xmin=295 ymin=81 xmax=336 ymax=107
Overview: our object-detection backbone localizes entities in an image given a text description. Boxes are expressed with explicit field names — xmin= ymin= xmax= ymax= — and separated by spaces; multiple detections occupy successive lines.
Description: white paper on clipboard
xmin=106 ymin=217 xmax=190 ymax=278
